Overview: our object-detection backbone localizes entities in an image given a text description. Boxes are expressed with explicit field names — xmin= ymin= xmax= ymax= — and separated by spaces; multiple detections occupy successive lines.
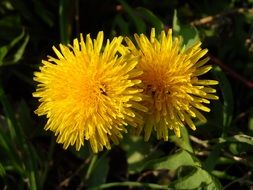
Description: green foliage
xmin=144 ymin=150 xmax=201 ymax=170
xmin=171 ymin=166 xmax=222 ymax=190
xmin=59 ymin=0 xmax=74 ymax=44
xmin=86 ymin=154 xmax=110 ymax=190
xmin=213 ymin=66 xmax=234 ymax=135
xmin=1 ymin=0 xmax=253 ymax=189
xmin=173 ymin=10 xmax=200 ymax=49
xmin=0 ymin=17 xmax=29 ymax=66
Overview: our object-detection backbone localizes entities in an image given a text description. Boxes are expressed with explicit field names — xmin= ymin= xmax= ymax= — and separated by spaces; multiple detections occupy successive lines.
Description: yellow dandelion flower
xmin=125 ymin=28 xmax=219 ymax=141
xmin=33 ymin=32 xmax=147 ymax=153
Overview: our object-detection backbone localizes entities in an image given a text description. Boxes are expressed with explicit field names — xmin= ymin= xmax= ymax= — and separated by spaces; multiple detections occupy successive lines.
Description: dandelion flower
xmin=125 ymin=28 xmax=219 ymax=141
xmin=33 ymin=32 xmax=147 ymax=153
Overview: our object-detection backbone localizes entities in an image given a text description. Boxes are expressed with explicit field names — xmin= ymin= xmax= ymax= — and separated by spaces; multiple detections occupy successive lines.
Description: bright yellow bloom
xmin=125 ymin=28 xmax=219 ymax=141
xmin=33 ymin=32 xmax=147 ymax=153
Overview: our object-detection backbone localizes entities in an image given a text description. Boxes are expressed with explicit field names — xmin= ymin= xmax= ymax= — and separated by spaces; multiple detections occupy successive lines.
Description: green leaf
xmin=172 ymin=10 xmax=180 ymax=34
xmin=10 ymin=0 xmax=37 ymax=24
xmin=203 ymin=145 xmax=222 ymax=172
xmin=202 ymin=134 xmax=253 ymax=170
xmin=125 ymin=138 xmax=150 ymax=173
xmin=0 ymin=127 xmax=23 ymax=174
xmin=23 ymin=143 xmax=39 ymax=190
xmin=87 ymin=154 xmax=109 ymax=190
xmin=143 ymin=150 xmax=201 ymax=171
xmin=98 ymin=181 xmax=172 ymax=190
xmin=0 ymin=85 xmax=39 ymax=189
xmin=219 ymin=134 xmax=253 ymax=146
xmin=170 ymin=126 xmax=193 ymax=153
xmin=249 ymin=107 xmax=253 ymax=131
xmin=112 ymin=15 xmax=130 ymax=36
xmin=121 ymin=135 xmax=162 ymax=174
xmin=0 ymin=29 xmax=29 ymax=66
xmin=0 ymin=162 xmax=6 ymax=177
xmin=172 ymin=9 xmax=199 ymax=49
xmin=0 ymin=46 xmax=8 ymax=64
xmin=180 ymin=26 xmax=199 ymax=49
xmin=212 ymin=66 xmax=234 ymax=135
xmin=8 ymin=28 xmax=25 ymax=49
xmin=0 ymin=85 xmax=17 ymax=140
xmin=170 ymin=167 xmax=222 ymax=190
xmin=204 ymin=95 xmax=223 ymax=133
xmin=136 ymin=7 xmax=164 ymax=33
xmin=0 ymin=16 xmax=22 ymax=41
xmin=12 ymin=34 xmax=29 ymax=63
xmin=32 ymin=0 xmax=54 ymax=27
xmin=212 ymin=170 xmax=236 ymax=181
xmin=118 ymin=0 xmax=146 ymax=34
xmin=59 ymin=0 xmax=73 ymax=44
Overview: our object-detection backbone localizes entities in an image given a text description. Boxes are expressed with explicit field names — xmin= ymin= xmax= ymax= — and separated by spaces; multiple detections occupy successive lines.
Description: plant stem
xmin=98 ymin=181 xmax=172 ymax=190
xmin=85 ymin=154 xmax=98 ymax=180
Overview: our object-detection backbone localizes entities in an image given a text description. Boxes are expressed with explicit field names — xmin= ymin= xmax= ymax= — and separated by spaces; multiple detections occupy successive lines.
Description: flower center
xmin=99 ymin=83 xmax=107 ymax=96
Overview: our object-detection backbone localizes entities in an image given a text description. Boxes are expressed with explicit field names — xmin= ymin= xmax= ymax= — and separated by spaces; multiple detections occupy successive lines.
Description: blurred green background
xmin=0 ymin=0 xmax=253 ymax=189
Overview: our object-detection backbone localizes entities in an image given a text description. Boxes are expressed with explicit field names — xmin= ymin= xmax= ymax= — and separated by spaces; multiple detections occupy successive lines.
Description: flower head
xmin=33 ymin=32 xmax=146 ymax=153
xmin=125 ymin=28 xmax=219 ymax=141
